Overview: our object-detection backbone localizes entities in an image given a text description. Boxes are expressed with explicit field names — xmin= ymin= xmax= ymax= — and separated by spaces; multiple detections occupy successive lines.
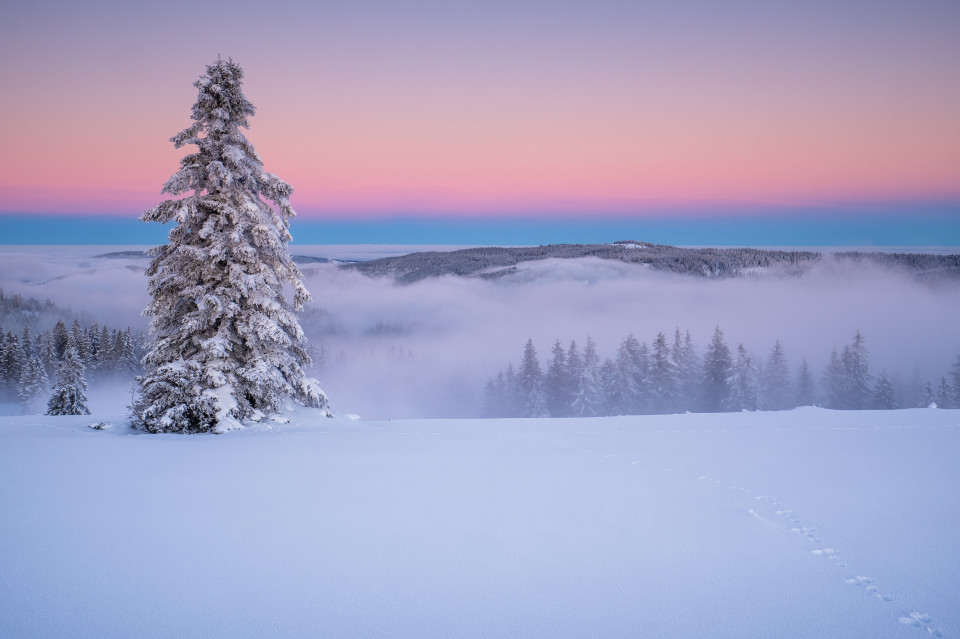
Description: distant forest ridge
xmin=343 ymin=241 xmax=960 ymax=283
xmin=91 ymin=242 xmax=960 ymax=284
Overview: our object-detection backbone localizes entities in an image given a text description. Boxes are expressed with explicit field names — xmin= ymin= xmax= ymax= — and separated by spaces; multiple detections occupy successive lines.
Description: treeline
xmin=0 ymin=318 xmax=146 ymax=412
xmin=483 ymin=328 xmax=960 ymax=418
xmin=345 ymin=241 xmax=960 ymax=284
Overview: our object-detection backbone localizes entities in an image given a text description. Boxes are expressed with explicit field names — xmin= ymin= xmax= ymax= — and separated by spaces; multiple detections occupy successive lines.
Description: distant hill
xmin=343 ymin=241 xmax=960 ymax=284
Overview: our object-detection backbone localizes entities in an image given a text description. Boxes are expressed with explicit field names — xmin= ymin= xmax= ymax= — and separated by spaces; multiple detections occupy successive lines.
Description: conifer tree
xmin=674 ymin=329 xmax=700 ymax=412
xmin=726 ymin=344 xmax=759 ymax=411
xmin=842 ymin=330 xmax=872 ymax=409
xmin=822 ymin=349 xmax=845 ymax=409
xmin=18 ymin=355 xmax=49 ymax=412
xmin=133 ymin=58 xmax=328 ymax=433
xmin=571 ymin=337 xmax=601 ymax=417
xmin=615 ymin=334 xmax=644 ymax=415
xmin=701 ymin=327 xmax=732 ymax=412
xmin=763 ymin=340 xmax=792 ymax=410
xmin=649 ymin=332 xmax=678 ymax=413
xmin=0 ymin=331 xmax=25 ymax=401
xmin=517 ymin=339 xmax=546 ymax=417
xmin=565 ymin=340 xmax=582 ymax=415
xmin=795 ymin=358 xmax=815 ymax=407
xmin=937 ymin=376 xmax=954 ymax=409
xmin=544 ymin=340 xmax=569 ymax=417
xmin=923 ymin=380 xmax=937 ymax=408
xmin=872 ymin=372 xmax=896 ymax=409
xmin=51 ymin=320 xmax=69 ymax=361
xmin=598 ymin=358 xmax=618 ymax=416
xmin=47 ymin=340 xmax=90 ymax=416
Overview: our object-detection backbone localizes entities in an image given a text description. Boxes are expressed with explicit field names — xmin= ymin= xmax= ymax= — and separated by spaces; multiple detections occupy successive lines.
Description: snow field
xmin=1 ymin=407 xmax=958 ymax=638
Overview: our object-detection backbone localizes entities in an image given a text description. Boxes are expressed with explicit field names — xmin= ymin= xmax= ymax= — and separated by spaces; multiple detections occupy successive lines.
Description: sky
xmin=1 ymin=0 xmax=958 ymax=245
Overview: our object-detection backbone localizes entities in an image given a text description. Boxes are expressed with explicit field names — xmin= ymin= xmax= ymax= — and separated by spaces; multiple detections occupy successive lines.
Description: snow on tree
xmin=598 ymin=358 xmax=618 ymax=415
xmin=132 ymin=58 xmax=329 ymax=433
xmin=46 ymin=339 xmax=90 ymax=416
xmin=872 ymin=372 xmax=897 ymax=410
xmin=614 ymin=334 xmax=644 ymax=415
xmin=673 ymin=329 xmax=699 ymax=412
xmin=726 ymin=344 xmax=759 ymax=411
xmin=571 ymin=337 xmax=601 ymax=417
xmin=0 ymin=331 xmax=25 ymax=401
xmin=936 ymin=376 xmax=955 ymax=409
xmin=649 ymin=332 xmax=678 ymax=413
xmin=950 ymin=354 xmax=960 ymax=408
xmin=18 ymin=355 xmax=49 ymax=411
xmin=517 ymin=339 xmax=546 ymax=417
xmin=763 ymin=340 xmax=792 ymax=410
xmin=51 ymin=320 xmax=69 ymax=362
xmin=841 ymin=330 xmax=872 ymax=410
xmin=822 ymin=349 xmax=845 ymax=409
xmin=544 ymin=340 xmax=570 ymax=418
xmin=701 ymin=327 xmax=732 ymax=412
xmin=923 ymin=380 xmax=937 ymax=408
xmin=565 ymin=340 xmax=583 ymax=415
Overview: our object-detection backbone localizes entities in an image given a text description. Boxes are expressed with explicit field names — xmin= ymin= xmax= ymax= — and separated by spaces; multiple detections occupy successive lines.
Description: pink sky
xmin=1 ymin=0 xmax=958 ymax=219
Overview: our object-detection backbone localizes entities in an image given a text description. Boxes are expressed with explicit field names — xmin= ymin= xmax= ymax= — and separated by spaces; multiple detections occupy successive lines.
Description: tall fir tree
xmin=133 ymin=58 xmax=328 ymax=433
xmin=46 ymin=339 xmax=90 ymax=416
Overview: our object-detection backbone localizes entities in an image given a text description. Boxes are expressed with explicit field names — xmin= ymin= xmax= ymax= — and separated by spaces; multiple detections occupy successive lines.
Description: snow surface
xmin=1 ymin=407 xmax=958 ymax=638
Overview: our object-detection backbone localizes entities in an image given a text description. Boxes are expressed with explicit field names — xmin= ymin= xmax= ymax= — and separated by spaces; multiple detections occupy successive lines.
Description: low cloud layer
xmin=2 ymin=247 xmax=957 ymax=418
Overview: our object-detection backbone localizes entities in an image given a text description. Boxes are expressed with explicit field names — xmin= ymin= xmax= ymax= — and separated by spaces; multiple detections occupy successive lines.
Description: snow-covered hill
xmin=1 ymin=408 xmax=957 ymax=638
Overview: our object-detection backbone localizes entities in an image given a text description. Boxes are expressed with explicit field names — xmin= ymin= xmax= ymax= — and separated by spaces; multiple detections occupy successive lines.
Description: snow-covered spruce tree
xmin=133 ymin=58 xmax=329 ymax=433
xmin=18 ymin=355 xmax=49 ymax=412
xmin=47 ymin=341 xmax=90 ymax=416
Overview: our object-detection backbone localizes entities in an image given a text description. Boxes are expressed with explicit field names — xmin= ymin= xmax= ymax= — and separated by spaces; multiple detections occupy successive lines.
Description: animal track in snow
xmin=844 ymin=575 xmax=893 ymax=602
xmin=898 ymin=612 xmax=942 ymax=637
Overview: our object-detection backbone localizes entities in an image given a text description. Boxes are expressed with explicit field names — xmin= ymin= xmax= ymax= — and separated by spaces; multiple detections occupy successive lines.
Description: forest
xmin=483 ymin=328 xmax=960 ymax=418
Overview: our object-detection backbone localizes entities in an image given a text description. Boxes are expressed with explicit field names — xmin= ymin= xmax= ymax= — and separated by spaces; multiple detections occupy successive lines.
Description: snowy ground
xmin=1 ymin=407 xmax=957 ymax=638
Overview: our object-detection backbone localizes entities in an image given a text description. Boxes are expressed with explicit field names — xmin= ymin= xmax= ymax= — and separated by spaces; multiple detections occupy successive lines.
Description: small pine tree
xmin=872 ymin=372 xmax=896 ymax=410
xmin=46 ymin=343 xmax=90 ymax=416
